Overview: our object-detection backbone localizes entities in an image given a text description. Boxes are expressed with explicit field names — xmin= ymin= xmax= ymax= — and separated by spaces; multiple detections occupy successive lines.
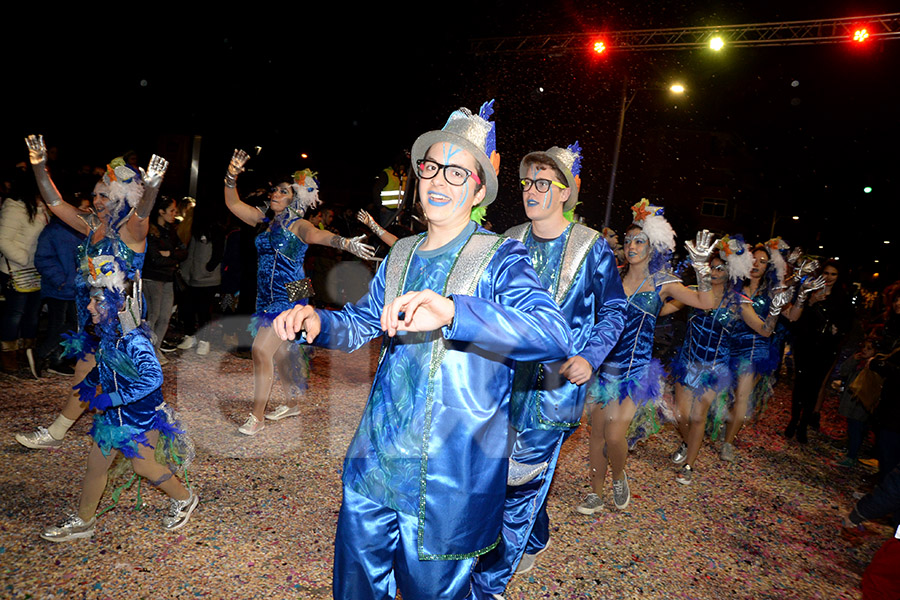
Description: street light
xmin=603 ymin=81 xmax=686 ymax=227
xmin=710 ymin=36 xmax=725 ymax=51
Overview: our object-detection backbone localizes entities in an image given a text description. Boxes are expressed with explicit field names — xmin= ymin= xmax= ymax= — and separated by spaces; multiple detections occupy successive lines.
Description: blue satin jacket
xmin=507 ymin=223 xmax=626 ymax=430
xmin=311 ymin=225 xmax=572 ymax=560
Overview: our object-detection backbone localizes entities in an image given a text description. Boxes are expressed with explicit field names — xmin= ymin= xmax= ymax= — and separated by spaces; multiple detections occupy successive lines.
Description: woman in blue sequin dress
xmin=579 ymin=199 xmax=717 ymax=513
xmin=670 ymin=237 xmax=788 ymax=484
xmin=17 ymin=136 xmax=167 ymax=450
xmin=223 ymin=150 xmax=375 ymax=435
xmin=720 ymin=240 xmax=789 ymax=461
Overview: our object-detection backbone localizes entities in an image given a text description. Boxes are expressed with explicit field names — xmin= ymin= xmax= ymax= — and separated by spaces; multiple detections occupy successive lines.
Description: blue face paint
xmin=444 ymin=144 xmax=469 ymax=214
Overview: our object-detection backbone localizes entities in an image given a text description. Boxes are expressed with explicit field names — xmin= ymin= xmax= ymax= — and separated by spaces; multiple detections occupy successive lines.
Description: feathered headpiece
xmin=99 ymin=157 xmax=144 ymax=231
xmin=290 ymin=169 xmax=322 ymax=215
xmin=630 ymin=199 xmax=676 ymax=254
xmin=764 ymin=237 xmax=790 ymax=287
xmin=716 ymin=234 xmax=753 ymax=282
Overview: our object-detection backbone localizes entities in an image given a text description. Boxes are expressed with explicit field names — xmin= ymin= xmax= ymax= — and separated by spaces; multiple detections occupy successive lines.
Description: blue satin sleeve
xmin=313 ymin=256 xmax=387 ymax=352
xmin=576 ymin=242 xmax=626 ymax=369
xmin=106 ymin=331 xmax=164 ymax=407
xmin=444 ymin=239 xmax=572 ymax=363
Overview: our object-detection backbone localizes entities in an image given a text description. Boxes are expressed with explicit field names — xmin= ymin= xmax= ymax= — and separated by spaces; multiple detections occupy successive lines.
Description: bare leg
xmin=724 ymin=373 xmax=756 ymax=444
xmin=673 ymin=383 xmax=693 ymax=441
xmin=77 ymin=441 xmax=117 ymax=521
xmin=250 ymin=326 xmax=284 ymax=421
xmin=131 ymin=431 xmax=190 ymax=501
xmin=61 ymin=354 xmax=96 ymax=420
xmin=274 ymin=338 xmax=301 ymax=408
xmin=604 ymin=397 xmax=638 ymax=481
xmin=685 ymin=389 xmax=716 ymax=468
xmin=588 ymin=403 xmax=609 ymax=496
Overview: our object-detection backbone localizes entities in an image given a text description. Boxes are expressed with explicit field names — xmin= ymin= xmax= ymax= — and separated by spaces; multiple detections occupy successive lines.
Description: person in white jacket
xmin=0 ymin=172 xmax=48 ymax=376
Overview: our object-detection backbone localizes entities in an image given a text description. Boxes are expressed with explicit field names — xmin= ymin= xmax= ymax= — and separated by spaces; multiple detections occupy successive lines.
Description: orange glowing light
xmin=593 ymin=41 xmax=607 ymax=54
xmin=853 ymin=28 xmax=870 ymax=42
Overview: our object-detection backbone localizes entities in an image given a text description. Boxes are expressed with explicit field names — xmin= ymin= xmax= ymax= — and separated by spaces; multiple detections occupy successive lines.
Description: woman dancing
xmin=720 ymin=238 xmax=791 ymax=461
xmin=41 ymin=259 xmax=195 ymax=541
xmin=671 ymin=236 xmax=789 ymax=484
xmin=577 ymin=199 xmax=717 ymax=514
xmin=16 ymin=135 xmax=167 ymax=449
xmin=223 ymin=150 xmax=375 ymax=435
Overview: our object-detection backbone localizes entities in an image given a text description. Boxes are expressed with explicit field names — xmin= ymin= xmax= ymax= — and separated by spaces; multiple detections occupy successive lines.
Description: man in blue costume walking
xmin=474 ymin=143 xmax=626 ymax=598
xmin=273 ymin=102 xmax=572 ymax=600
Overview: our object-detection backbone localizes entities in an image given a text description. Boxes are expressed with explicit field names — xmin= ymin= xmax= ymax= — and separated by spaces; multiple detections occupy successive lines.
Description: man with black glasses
xmin=274 ymin=103 xmax=572 ymax=600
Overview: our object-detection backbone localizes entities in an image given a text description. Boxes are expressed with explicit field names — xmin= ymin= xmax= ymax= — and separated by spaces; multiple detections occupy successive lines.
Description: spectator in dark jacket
xmin=33 ymin=199 xmax=86 ymax=375
xmin=143 ymin=196 xmax=187 ymax=362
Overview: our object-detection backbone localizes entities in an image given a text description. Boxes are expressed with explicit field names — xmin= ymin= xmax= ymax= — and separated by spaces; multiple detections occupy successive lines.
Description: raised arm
xmin=223 ymin=149 xmax=265 ymax=226
xmin=785 ymin=275 xmax=825 ymax=321
xmin=668 ymin=229 xmax=718 ymax=310
xmin=123 ymin=154 xmax=169 ymax=243
xmin=25 ymin=134 xmax=89 ymax=236
xmin=294 ymin=218 xmax=376 ymax=261
xmin=357 ymin=209 xmax=398 ymax=247
xmin=740 ymin=288 xmax=791 ymax=337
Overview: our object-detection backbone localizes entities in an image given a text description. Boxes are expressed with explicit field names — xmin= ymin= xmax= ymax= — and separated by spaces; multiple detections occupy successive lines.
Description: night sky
xmin=5 ymin=1 xmax=898 ymax=284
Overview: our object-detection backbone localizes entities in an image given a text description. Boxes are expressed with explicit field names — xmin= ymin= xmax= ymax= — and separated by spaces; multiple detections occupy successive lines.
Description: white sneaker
xmin=196 ymin=340 xmax=210 ymax=356
xmin=265 ymin=405 xmax=301 ymax=421
xmin=238 ymin=414 xmax=264 ymax=435
xmin=575 ymin=492 xmax=604 ymax=515
xmin=515 ymin=538 xmax=550 ymax=575
xmin=177 ymin=335 xmax=197 ymax=350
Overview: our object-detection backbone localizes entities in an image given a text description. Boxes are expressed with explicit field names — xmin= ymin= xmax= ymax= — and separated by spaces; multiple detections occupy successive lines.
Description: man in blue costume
xmin=474 ymin=144 xmax=626 ymax=598
xmin=273 ymin=102 xmax=572 ymax=600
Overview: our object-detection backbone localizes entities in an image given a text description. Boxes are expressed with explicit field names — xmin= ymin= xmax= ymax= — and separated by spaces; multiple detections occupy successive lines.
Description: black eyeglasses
xmin=520 ymin=178 xmax=567 ymax=193
xmin=416 ymin=159 xmax=481 ymax=186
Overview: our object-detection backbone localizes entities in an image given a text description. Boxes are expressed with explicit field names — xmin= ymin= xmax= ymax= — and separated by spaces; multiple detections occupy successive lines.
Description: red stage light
xmin=853 ymin=28 xmax=870 ymax=43
xmin=593 ymin=40 xmax=607 ymax=54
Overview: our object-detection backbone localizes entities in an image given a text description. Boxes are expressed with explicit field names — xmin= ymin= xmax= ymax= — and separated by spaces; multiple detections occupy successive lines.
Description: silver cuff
xmin=224 ymin=173 xmax=238 ymax=189
xmin=693 ymin=263 xmax=712 ymax=293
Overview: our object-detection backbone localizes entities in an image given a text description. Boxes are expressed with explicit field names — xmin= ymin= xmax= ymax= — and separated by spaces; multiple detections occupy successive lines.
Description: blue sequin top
xmin=672 ymin=297 xmax=736 ymax=393
xmin=75 ymin=234 xmax=145 ymax=330
xmin=254 ymin=222 xmax=308 ymax=316
xmin=729 ymin=291 xmax=774 ymax=375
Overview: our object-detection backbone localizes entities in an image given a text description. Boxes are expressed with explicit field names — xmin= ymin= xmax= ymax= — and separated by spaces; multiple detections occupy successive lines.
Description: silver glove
xmin=797 ymin=274 xmax=826 ymax=303
xmin=685 ymin=230 xmax=718 ymax=292
xmin=357 ymin=209 xmax=387 ymax=238
xmin=25 ymin=134 xmax=62 ymax=207
xmin=786 ymin=247 xmax=803 ymax=266
xmin=225 ymin=149 xmax=250 ymax=188
xmin=332 ymin=234 xmax=376 ymax=261
xmin=763 ymin=288 xmax=791 ymax=331
xmin=136 ymin=154 xmax=169 ymax=219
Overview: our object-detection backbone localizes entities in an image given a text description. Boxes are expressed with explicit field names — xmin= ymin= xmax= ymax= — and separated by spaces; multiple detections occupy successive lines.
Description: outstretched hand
xmin=228 ymin=149 xmax=250 ymax=178
xmin=685 ymin=229 xmax=718 ymax=265
xmin=381 ymin=290 xmax=454 ymax=337
xmin=357 ymin=210 xmax=377 ymax=228
xmin=802 ymin=274 xmax=826 ymax=294
xmin=140 ymin=154 xmax=169 ymax=189
xmin=341 ymin=234 xmax=377 ymax=261
xmin=25 ymin=134 xmax=47 ymax=165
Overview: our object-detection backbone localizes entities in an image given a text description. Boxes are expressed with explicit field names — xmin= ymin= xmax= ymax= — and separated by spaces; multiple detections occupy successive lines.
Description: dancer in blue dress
xmin=223 ymin=154 xmax=375 ymax=435
xmin=577 ymin=199 xmax=717 ymax=514
xmin=18 ymin=135 xmax=167 ymax=450
xmin=40 ymin=256 xmax=196 ymax=542
xmin=720 ymin=238 xmax=791 ymax=462
xmin=671 ymin=236 xmax=789 ymax=484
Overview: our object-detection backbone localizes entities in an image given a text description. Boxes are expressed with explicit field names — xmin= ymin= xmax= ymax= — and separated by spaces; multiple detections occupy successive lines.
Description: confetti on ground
xmin=0 ymin=344 xmax=887 ymax=599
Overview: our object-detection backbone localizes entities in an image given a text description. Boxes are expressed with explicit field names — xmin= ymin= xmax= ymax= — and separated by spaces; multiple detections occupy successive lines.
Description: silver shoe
xmin=507 ymin=458 xmax=548 ymax=486
xmin=16 ymin=426 xmax=63 ymax=449
xmin=238 ymin=414 xmax=264 ymax=435
xmin=41 ymin=515 xmax=95 ymax=542
xmin=720 ymin=442 xmax=736 ymax=462
xmin=265 ymin=405 xmax=301 ymax=421
xmin=162 ymin=491 xmax=199 ymax=531
xmin=612 ymin=473 xmax=631 ymax=510
xmin=676 ymin=464 xmax=693 ymax=485
xmin=575 ymin=492 xmax=604 ymax=515
xmin=671 ymin=442 xmax=688 ymax=465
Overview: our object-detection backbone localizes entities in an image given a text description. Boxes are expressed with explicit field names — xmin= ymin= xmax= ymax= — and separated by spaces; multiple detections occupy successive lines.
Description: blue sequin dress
xmin=729 ymin=292 xmax=778 ymax=376
xmin=251 ymin=221 xmax=309 ymax=333
xmin=589 ymin=285 xmax=666 ymax=407
xmin=672 ymin=298 xmax=735 ymax=394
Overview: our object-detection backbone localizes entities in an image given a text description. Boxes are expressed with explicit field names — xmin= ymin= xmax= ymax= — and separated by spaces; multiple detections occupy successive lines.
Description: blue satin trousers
xmin=333 ymin=485 xmax=480 ymax=600
xmin=472 ymin=427 xmax=571 ymax=595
